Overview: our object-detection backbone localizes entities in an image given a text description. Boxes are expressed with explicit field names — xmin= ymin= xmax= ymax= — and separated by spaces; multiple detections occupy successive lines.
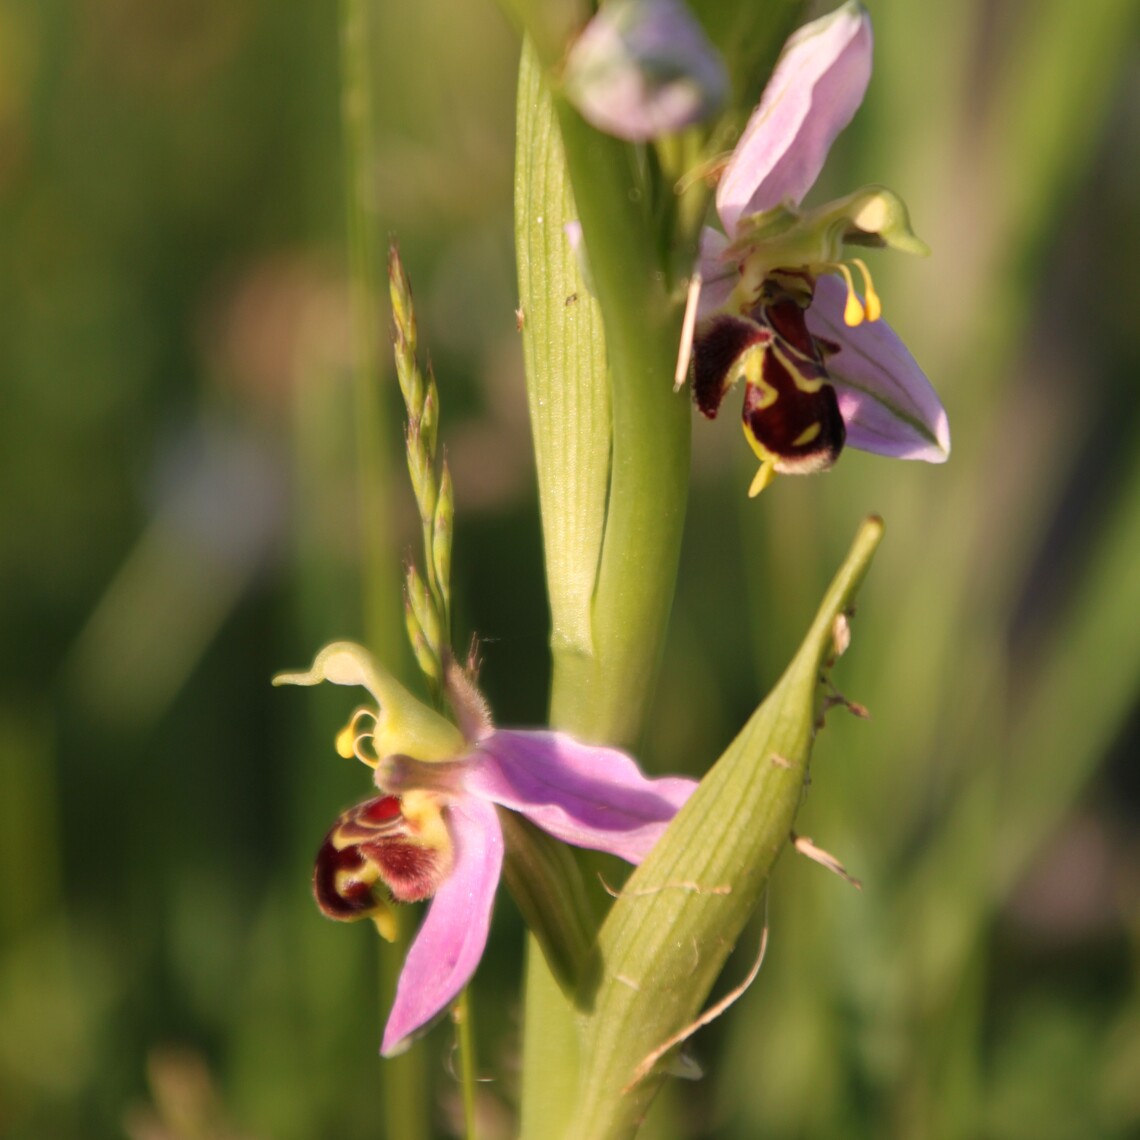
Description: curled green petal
xmin=835 ymin=184 xmax=930 ymax=256
xmin=273 ymin=641 xmax=465 ymax=761
xmin=729 ymin=184 xmax=928 ymax=298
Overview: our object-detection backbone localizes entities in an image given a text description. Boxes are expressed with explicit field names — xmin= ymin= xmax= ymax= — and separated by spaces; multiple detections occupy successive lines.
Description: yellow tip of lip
xmin=748 ymin=462 xmax=776 ymax=497
xmin=372 ymin=907 xmax=398 ymax=943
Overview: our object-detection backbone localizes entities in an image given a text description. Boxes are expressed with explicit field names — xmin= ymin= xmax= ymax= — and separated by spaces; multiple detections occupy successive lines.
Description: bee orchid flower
xmin=274 ymin=641 xmax=697 ymax=1056
xmin=688 ymin=0 xmax=950 ymax=495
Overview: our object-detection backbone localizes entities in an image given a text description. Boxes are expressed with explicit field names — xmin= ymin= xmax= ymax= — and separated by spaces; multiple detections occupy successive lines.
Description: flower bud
xmin=563 ymin=0 xmax=727 ymax=141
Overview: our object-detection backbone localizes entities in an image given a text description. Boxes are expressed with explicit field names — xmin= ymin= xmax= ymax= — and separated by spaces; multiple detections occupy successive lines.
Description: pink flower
xmin=688 ymin=1 xmax=949 ymax=495
xmin=275 ymin=642 xmax=696 ymax=1055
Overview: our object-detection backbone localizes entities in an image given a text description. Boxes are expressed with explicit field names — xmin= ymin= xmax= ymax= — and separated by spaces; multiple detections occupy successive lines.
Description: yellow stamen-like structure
xmin=336 ymin=707 xmax=380 ymax=766
xmin=850 ymin=257 xmax=882 ymax=321
xmin=820 ymin=258 xmax=884 ymax=327
xmin=832 ymin=262 xmax=865 ymax=326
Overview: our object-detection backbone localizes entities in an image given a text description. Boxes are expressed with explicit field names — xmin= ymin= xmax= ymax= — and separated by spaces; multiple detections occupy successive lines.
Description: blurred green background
xmin=2 ymin=1 xmax=1139 ymax=1137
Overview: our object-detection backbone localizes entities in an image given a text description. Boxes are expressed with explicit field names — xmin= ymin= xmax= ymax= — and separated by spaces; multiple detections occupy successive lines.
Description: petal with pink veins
xmin=807 ymin=275 xmax=950 ymax=463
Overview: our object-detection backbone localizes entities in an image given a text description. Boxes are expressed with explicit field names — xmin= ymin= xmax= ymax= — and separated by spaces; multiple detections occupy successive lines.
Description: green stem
xmin=340 ymin=0 xmax=399 ymax=655
xmin=455 ymin=988 xmax=478 ymax=1139
xmin=519 ymin=936 xmax=582 ymax=1137
xmin=513 ymin=43 xmax=691 ymax=1140
xmin=547 ymin=102 xmax=691 ymax=749
xmin=339 ymin=1 xmax=425 ymax=1137
xmin=376 ymin=908 xmax=428 ymax=1140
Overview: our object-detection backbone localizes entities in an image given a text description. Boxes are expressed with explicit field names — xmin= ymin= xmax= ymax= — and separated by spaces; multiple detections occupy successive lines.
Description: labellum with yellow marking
xmin=693 ymin=282 xmax=846 ymax=496
xmin=685 ymin=1 xmax=949 ymax=494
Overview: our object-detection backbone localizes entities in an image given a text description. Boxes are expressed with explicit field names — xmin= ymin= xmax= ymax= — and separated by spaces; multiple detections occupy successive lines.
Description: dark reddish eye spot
xmin=362 ymin=795 xmax=403 ymax=823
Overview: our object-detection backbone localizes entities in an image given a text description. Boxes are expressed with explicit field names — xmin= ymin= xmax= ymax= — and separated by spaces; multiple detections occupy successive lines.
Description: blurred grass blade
xmin=984 ymin=0 xmax=1138 ymax=264
xmin=340 ymin=0 xmax=424 ymax=1134
xmin=1002 ymin=441 xmax=1140 ymax=889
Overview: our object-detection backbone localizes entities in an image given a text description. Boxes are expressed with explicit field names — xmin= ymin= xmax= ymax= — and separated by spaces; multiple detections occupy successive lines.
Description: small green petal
xmin=728 ymin=184 xmax=928 ymax=304
xmin=834 ymin=184 xmax=930 ymax=256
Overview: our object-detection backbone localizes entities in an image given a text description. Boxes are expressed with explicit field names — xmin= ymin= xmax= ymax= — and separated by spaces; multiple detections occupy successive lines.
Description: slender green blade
xmin=570 ymin=517 xmax=884 ymax=1139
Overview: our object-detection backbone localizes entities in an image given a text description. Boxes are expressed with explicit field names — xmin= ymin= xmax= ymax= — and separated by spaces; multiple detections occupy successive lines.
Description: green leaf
xmin=568 ymin=516 xmax=884 ymax=1139
xmin=515 ymin=40 xmax=611 ymax=663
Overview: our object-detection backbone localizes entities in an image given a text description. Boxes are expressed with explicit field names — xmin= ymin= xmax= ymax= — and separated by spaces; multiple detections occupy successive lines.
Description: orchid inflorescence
xmin=282 ymin=0 xmax=951 ymax=1104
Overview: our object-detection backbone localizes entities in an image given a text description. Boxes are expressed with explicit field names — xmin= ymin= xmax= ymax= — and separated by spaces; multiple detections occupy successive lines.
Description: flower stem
xmin=512 ymin=36 xmax=690 ymax=1140
xmin=339 ymin=1 xmax=426 ymax=1136
xmin=518 ymin=938 xmax=581 ymax=1138
xmin=547 ymin=107 xmax=691 ymax=749
xmin=377 ymin=908 xmax=428 ymax=1140
xmin=340 ymin=0 xmax=399 ymax=655
xmin=455 ymin=988 xmax=478 ymax=1140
